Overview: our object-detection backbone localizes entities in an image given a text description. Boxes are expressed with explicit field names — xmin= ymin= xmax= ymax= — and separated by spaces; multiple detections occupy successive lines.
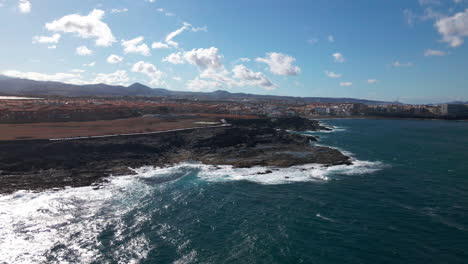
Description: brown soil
xmin=0 ymin=114 xmax=258 ymax=141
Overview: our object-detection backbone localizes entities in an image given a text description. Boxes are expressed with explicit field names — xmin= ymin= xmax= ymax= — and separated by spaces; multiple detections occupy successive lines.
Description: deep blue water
xmin=1 ymin=119 xmax=467 ymax=264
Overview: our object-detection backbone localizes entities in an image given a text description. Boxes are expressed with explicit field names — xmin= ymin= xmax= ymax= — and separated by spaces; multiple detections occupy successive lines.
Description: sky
xmin=0 ymin=0 xmax=467 ymax=103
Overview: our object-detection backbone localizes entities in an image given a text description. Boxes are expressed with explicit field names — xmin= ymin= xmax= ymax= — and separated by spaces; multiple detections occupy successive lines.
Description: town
xmin=1 ymin=96 xmax=467 ymax=124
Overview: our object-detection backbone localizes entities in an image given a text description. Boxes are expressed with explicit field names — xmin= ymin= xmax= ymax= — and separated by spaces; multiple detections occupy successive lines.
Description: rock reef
xmin=0 ymin=117 xmax=350 ymax=193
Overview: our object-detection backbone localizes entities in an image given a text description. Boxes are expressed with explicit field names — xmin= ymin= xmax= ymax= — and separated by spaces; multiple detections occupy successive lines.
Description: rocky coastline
xmin=0 ymin=117 xmax=351 ymax=194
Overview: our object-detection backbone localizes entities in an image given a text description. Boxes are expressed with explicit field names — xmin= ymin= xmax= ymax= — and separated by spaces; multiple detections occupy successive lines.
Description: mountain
xmin=0 ymin=76 xmax=392 ymax=104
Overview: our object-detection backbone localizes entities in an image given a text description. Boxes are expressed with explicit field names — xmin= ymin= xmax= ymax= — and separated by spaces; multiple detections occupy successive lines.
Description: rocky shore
xmin=0 ymin=117 xmax=351 ymax=193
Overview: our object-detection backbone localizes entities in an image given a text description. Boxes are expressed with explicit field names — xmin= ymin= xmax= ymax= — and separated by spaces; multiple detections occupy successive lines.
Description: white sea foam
xmin=0 ymin=143 xmax=386 ymax=263
xmin=128 ymin=158 xmax=385 ymax=186
xmin=0 ymin=174 xmax=154 ymax=264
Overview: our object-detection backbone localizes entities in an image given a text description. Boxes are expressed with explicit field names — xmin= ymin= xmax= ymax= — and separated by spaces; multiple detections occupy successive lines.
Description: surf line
xmin=49 ymin=124 xmax=232 ymax=142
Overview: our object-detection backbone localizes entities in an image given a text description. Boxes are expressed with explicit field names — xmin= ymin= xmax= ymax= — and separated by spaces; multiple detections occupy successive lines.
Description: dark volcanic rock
xmin=0 ymin=117 xmax=350 ymax=193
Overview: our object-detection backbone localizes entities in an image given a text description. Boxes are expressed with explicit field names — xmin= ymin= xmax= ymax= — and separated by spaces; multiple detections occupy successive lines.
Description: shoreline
xmin=311 ymin=115 xmax=468 ymax=121
xmin=0 ymin=117 xmax=351 ymax=194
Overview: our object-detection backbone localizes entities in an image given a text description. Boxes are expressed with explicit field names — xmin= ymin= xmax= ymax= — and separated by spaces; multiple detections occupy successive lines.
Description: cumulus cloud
xmin=152 ymin=22 xmax=207 ymax=49
xmin=76 ymin=45 xmax=93 ymax=56
xmin=121 ymin=36 xmax=150 ymax=56
xmin=340 ymin=82 xmax=353 ymax=87
xmin=424 ymin=49 xmax=446 ymax=56
xmin=181 ymin=47 xmax=278 ymax=91
xmin=45 ymin=9 xmax=115 ymax=46
xmin=232 ymin=64 xmax=277 ymax=90
xmin=184 ymin=47 xmax=223 ymax=71
xmin=107 ymin=54 xmax=123 ymax=64
xmin=131 ymin=61 xmax=164 ymax=86
xmin=392 ymin=61 xmax=413 ymax=67
xmin=367 ymin=79 xmax=378 ymax=84
xmin=172 ymin=76 xmax=182 ymax=81
xmin=333 ymin=53 xmax=345 ymax=63
xmin=162 ymin=52 xmax=185 ymax=64
xmin=32 ymin=34 xmax=61 ymax=44
xmin=435 ymin=9 xmax=468 ymax=47
xmin=94 ymin=70 xmax=129 ymax=85
xmin=152 ymin=42 xmax=170 ymax=49
xmin=18 ymin=0 xmax=31 ymax=13
xmin=256 ymin=52 xmax=301 ymax=76
xmin=325 ymin=71 xmax=342 ymax=78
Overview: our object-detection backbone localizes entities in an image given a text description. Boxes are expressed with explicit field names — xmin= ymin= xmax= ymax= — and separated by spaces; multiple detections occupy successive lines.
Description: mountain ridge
xmin=0 ymin=76 xmax=394 ymax=105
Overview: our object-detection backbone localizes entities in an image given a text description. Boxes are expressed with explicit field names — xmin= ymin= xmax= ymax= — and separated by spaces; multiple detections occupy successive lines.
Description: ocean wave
xmin=125 ymin=158 xmax=386 ymax=186
xmin=0 ymin=144 xmax=386 ymax=263
xmin=0 ymin=174 xmax=153 ymax=264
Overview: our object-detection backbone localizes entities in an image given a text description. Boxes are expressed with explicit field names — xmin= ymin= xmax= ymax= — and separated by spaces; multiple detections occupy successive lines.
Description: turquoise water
xmin=1 ymin=119 xmax=467 ymax=263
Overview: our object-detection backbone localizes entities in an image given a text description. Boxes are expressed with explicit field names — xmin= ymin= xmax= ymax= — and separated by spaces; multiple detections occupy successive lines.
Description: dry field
xmin=0 ymin=114 xmax=257 ymax=141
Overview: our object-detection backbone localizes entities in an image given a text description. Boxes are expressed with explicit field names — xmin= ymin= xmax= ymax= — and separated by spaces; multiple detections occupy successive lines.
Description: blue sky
xmin=0 ymin=0 xmax=467 ymax=103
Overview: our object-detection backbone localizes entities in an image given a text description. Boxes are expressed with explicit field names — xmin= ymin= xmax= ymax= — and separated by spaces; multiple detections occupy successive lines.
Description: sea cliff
xmin=0 ymin=117 xmax=350 ymax=193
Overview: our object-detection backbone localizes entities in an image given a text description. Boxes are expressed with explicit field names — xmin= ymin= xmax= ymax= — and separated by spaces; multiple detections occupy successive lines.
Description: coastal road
xmin=49 ymin=124 xmax=232 ymax=141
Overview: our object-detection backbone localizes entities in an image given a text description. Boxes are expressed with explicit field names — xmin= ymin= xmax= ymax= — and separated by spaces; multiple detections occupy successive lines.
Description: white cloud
xmin=392 ymin=61 xmax=413 ymax=67
xmin=2 ymin=69 xmax=130 ymax=86
xmin=107 ymin=54 xmax=123 ymax=64
xmin=152 ymin=22 xmax=207 ymax=49
xmin=328 ymin=35 xmax=335 ymax=42
xmin=131 ymin=61 xmax=164 ymax=86
xmin=424 ymin=49 xmax=446 ymax=56
xmin=172 ymin=76 xmax=182 ymax=81
xmin=162 ymin=52 xmax=185 ymax=64
xmin=94 ymin=70 xmax=129 ymax=86
xmin=76 ymin=45 xmax=93 ymax=56
xmin=47 ymin=45 xmax=57 ymax=49
xmin=435 ymin=9 xmax=468 ymax=47
xmin=152 ymin=42 xmax=170 ymax=49
xmin=186 ymin=78 xmax=222 ymax=91
xmin=255 ymin=52 xmax=301 ymax=76
xmin=18 ymin=0 xmax=31 ymax=13
xmin=83 ymin=61 xmax=96 ymax=67
xmin=182 ymin=47 xmax=278 ymax=91
xmin=184 ymin=47 xmax=223 ymax=71
xmin=1 ymin=70 xmax=85 ymax=84
xmin=239 ymin=58 xmax=250 ymax=62
xmin=32 ymin=34 xmax=61 ymax=44
xmin=340 ymin=82 xmax=353 ymax=87
xmin=367 ymin=79 xmax=378 ymax=84
xmin=232 ymin=64 xmax=277 ymax=90
xmin=156 ymin=8 xmax=175 ymax=17
xmin=121 ymin=36 xmax=150 ymax=56
xmin=325 ymin=71 xmax=342 ymax=78
xmin=110 ymin=8 xmax=128 ymax=14
xmin=45 ymin=9 xmax=116 ymax=46
xmin=332 ymin=53 xmax=345 ymax=63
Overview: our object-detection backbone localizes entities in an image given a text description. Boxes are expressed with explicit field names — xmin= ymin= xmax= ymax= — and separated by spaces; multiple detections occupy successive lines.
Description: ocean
xmin=1 ymin=119 xmax=467 ymax=264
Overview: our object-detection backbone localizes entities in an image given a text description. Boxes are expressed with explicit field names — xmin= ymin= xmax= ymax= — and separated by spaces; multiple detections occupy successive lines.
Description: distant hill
xmin=0 ymin=76 xmax=393 ymax=105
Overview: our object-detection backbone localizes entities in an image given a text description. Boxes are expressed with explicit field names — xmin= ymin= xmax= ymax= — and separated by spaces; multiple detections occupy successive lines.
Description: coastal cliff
xmin=0 ymin=117 xmax=350 ymax=193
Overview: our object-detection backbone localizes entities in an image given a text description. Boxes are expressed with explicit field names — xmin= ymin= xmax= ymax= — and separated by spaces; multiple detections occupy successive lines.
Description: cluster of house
xmin=215 ymin=101 xmax=468 ymax=118
xmin=1 ymin=97 xmax=467 ymax=123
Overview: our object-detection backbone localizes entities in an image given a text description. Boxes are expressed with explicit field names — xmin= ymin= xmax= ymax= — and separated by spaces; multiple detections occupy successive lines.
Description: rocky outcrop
xmin=0 ymin=117 xmax=350 ymax=193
